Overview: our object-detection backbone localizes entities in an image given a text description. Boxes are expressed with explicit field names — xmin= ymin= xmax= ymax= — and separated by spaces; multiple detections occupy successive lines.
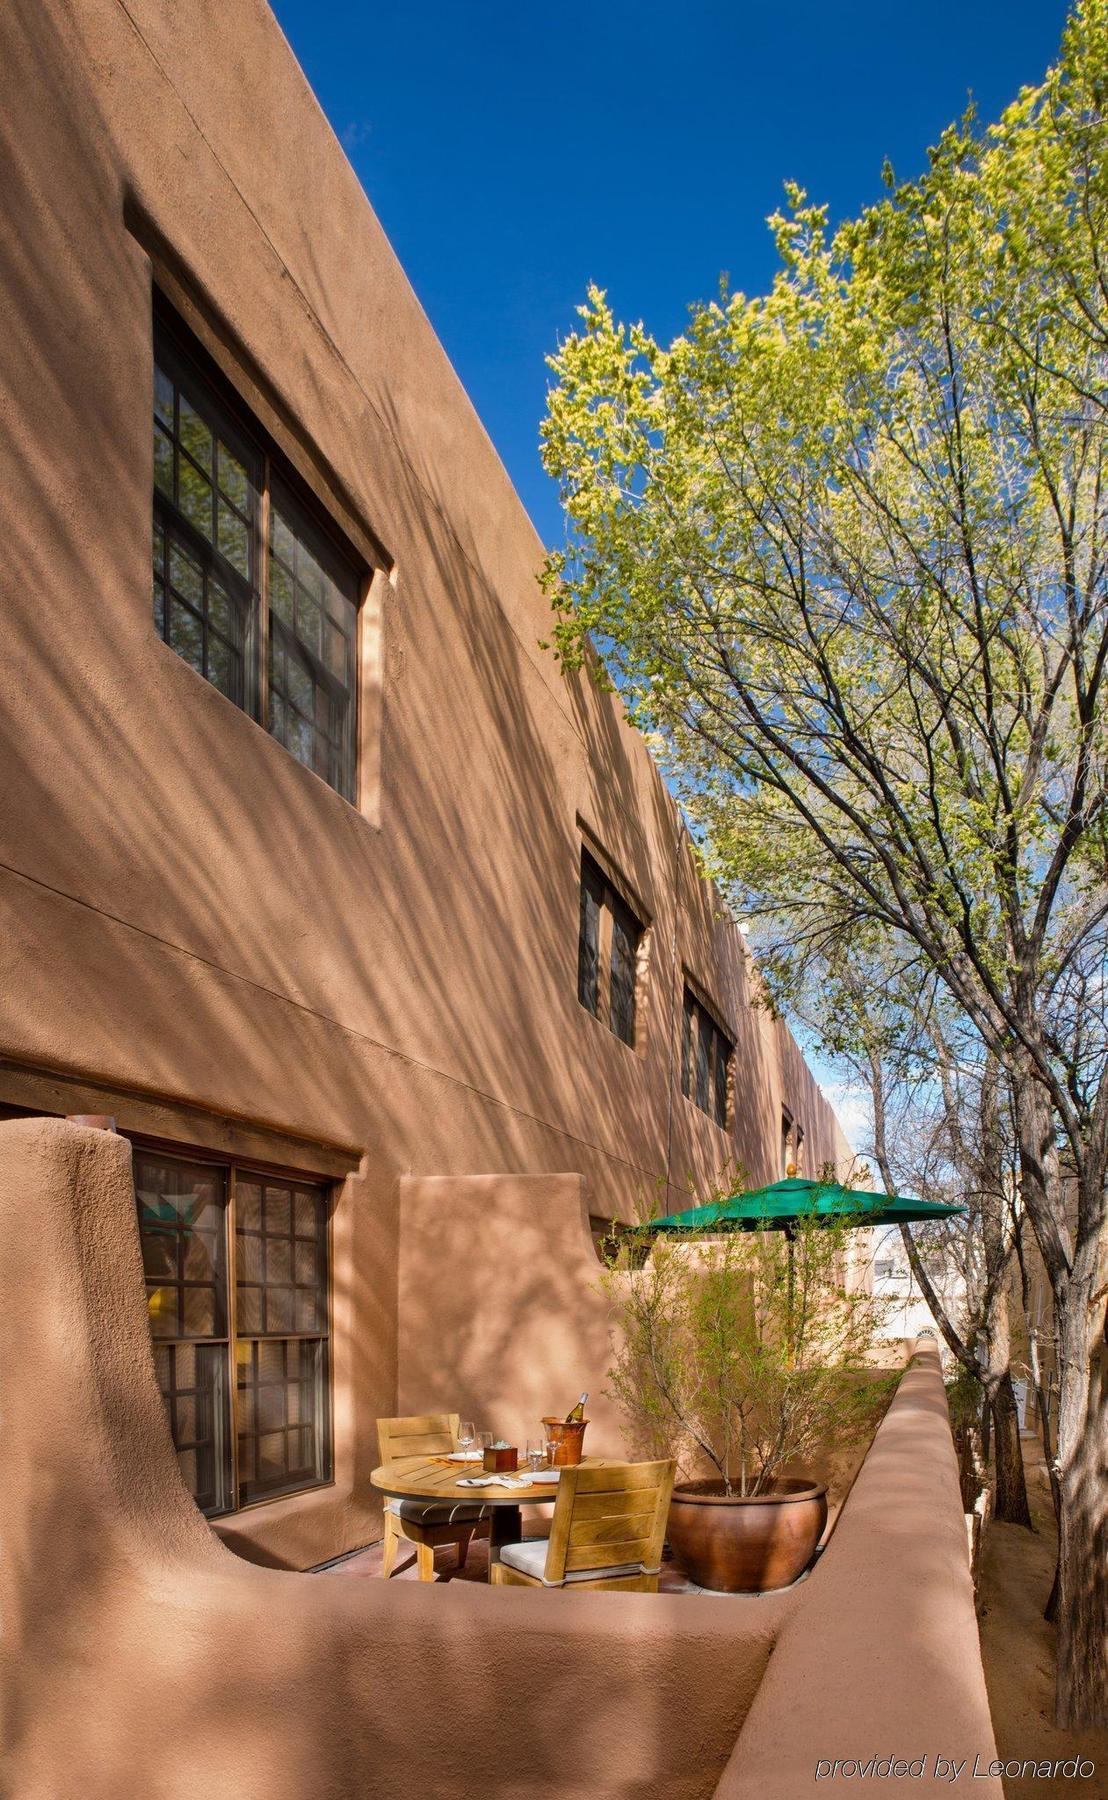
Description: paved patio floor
xmin=315 ymin=1534 xmax=792 ymax=1596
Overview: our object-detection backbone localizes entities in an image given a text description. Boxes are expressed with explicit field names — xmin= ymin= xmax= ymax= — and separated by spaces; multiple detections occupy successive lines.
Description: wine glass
xmin=457 ymin=1419 xmax=476 ymax=1455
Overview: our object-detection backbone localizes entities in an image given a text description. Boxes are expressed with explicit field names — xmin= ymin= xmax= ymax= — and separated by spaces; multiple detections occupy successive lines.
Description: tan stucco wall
xmin=0 ymin=1121 xmax=999 ymax=1800
xmin=0 ymin=0 xmax=850 ymax=1563
xmin=398 ymin=1172 xmax=622 ymax=1454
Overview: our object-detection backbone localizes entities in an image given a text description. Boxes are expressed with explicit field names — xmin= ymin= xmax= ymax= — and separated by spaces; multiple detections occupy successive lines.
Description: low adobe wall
xmin=713 ymin=1349 xmax=1001 ymax=1797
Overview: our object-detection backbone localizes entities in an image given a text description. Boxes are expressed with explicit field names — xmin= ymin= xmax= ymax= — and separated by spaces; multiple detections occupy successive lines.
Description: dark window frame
xmin=131 ymin=1135 xmax=334 ymax=1518
xmin=152 ymin=298 xmax=364 ymax=803
xmin=577 ymin=847 xmax=644 ymax=1049
xmin=681 ymin=984 xmax=734 ymax=1130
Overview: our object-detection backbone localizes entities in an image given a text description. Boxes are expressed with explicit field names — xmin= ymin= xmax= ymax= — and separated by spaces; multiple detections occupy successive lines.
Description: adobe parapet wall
xmin=0 ymin=1120 xmax=998 ymax=1799
xmin=714 ymin=1345 xmax=1002 ymax=1798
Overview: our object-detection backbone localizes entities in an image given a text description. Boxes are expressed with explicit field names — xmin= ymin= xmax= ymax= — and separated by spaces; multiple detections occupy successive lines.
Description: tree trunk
xmin=952 ymin=1407 xmax=988 ymax=1512
xmin=1013 ymin=1065 xmax=1108 ymax=1727
xmin=1052 ymin=1283 xmax=1108 ymax=1728
xmin=1027 ymin=1325 xmax=1063 ymax=1620
xmin=988 ymin=1369 xmax=1033 ymax=1527
xmin=1044 ymin=1556 xmax=1060 ymax=1625
xmin=1028 ymin=1327 xmax=1061 ymax=1519
xmin=977 ymin=1063 xmax=1032 ymax=1526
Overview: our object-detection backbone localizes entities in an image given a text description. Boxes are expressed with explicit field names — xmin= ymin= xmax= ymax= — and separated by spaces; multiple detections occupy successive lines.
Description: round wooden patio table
xmin=370 ymin=1455 xmax=609 ymax=1575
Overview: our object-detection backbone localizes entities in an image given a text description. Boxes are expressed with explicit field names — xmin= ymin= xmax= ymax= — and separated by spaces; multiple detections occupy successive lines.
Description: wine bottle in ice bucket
xmin=543 ymin=1392 xmax=589 ymax=1466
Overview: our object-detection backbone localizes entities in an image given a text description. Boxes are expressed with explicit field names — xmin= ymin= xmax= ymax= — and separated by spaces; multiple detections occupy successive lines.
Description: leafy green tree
xmin=543 ymin=2 xmax=1107 ymax=1725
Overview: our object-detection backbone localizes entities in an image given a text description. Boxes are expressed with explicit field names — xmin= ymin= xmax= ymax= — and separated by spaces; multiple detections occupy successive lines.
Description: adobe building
xmin=0 ymin=0 xmax=851 ymax=1573
xmin=1 ymin=7 xmax=1007 ymax=1795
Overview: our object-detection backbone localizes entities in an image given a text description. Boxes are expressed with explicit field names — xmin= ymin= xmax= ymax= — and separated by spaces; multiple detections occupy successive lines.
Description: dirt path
xmin=977 ymin=1435 xmax=1107 ymax=1797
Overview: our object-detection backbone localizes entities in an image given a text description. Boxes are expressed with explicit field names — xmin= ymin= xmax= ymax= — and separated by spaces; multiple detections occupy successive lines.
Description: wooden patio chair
xmin=376 ymin=1412 xmax=490 ymax=1581
xmin=489 ymin=1459 xmax=675 ymax=1592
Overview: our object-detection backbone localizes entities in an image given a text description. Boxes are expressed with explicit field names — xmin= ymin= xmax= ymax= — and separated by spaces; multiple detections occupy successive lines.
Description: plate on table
xmin=521 ymin=1468 xmax=562 ymax=1483
xmin=446 ymin=1450 xmax=483 ymax=1462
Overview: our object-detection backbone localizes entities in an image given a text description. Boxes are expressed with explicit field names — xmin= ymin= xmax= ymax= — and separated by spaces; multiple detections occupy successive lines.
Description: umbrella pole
xmin=785 ymin=1223 xmax=796 ymax=1366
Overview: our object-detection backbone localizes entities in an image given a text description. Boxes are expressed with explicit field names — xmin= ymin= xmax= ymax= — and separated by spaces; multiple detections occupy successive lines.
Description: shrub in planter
xmin=599 ymin=1204 xmax=894 ymax=1590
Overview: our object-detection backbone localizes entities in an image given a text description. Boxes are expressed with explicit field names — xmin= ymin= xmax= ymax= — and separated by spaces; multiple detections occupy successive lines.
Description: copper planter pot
xmin=667 ymin=1478 xmax=827 ymax=1592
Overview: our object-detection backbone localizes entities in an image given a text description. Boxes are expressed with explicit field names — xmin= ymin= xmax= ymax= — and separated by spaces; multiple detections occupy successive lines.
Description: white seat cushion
xmin=498 ymin=1538 xmax=645 ymax=1586
xmin=387 ymin=1498 xmax=487 ymax=1525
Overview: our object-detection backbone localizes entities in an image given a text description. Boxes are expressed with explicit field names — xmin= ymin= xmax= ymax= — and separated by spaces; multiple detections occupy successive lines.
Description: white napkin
xmin=455 ymin=1475 xmax=528 ymax=1489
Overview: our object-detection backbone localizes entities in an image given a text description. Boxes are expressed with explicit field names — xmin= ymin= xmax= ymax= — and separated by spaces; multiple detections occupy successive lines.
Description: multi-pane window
xmin=135 ymin=1146 xmax=331 ymax=1516
xmin=267 ymin=486 xmax=359 ymax=795
xmin=233 ymin=1173 xmax=330 ymax=1505
xmin=681 ymin=986 xmax=733 ymax=1129
xmin=152 ymin=357 xmax=257 ymax=711
xmin=152 ymin=305 xmax=361 ymax=801
xmin=577 ymin=848 xmax=643 ymax=1047
xmin=135 ymin=1153 xmax=231 ymax=1514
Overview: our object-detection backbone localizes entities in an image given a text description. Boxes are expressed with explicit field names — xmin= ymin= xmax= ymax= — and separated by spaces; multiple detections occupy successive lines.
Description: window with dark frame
xmin=152 ymin=303 xmax=361 ymax=802
xmin=134 ymin=1146 xmax=332 ymax=1517
xmin=577 ymin=847 xmax=644 ymax=1048
xmin=681 ymin=986 xmax=733 ymax=1129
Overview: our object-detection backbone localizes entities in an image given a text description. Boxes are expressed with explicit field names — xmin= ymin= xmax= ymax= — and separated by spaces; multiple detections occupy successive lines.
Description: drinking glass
xmin=457 ymin=1419 xmax=476 ymax=1453
xmin=476 ymin=1431 xmax=493 ymax=1452
xmin=525 ymin=1440 xmax=546 ymax=1474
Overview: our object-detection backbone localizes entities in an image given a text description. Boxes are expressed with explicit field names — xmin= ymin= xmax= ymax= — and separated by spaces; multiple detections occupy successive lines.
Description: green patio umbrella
xmin=638 ymin=1176 xmax=965 ymax=1351
xmin=644 ymin=1175 xmax=964 ymax=1236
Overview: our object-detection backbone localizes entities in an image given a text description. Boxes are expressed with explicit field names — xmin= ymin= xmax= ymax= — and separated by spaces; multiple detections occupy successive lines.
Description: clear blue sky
xmin=270 ymin=0 xmax=1070 ymax=551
